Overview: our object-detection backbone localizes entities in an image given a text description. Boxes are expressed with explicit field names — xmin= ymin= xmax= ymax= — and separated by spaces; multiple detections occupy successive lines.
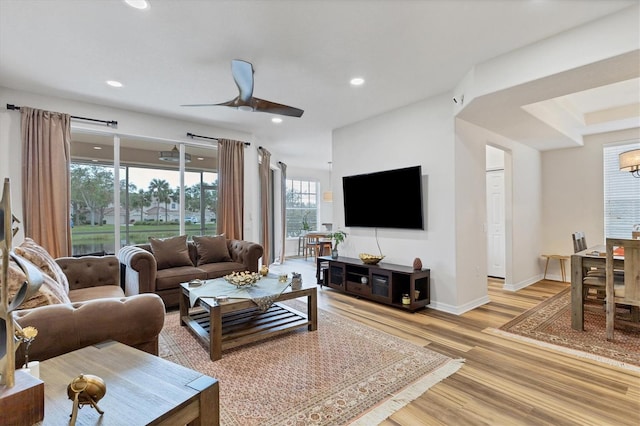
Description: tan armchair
xmin=12 ymin=255 xmax=165 ymax=366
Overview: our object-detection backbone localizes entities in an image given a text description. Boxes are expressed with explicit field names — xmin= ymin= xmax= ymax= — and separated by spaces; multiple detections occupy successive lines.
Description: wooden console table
xmin=317 ymin=256 xmax=430 ymax=312
xmin=39 ymin=341 xmax=219 ymax=425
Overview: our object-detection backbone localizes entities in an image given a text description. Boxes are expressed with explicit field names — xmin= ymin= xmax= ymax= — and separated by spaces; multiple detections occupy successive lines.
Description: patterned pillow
xmin=14 ymin=238 xmax=70 ymax=295
xmin=192 ymin=235 xmax=231 ymax=265
xmin=149 ymin=235 xmax=193 ymax=270
xmin=4 ymin=258 xmax=68 ymax=309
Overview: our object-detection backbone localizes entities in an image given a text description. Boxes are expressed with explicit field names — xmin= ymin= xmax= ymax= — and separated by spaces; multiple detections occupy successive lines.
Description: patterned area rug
xmin=160 ymin=302 xmax=463 ymax=426
xmin=491 ymin=288 xmax=640 ymax=370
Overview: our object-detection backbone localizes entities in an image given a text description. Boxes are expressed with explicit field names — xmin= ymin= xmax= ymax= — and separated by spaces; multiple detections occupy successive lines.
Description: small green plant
xmin=330 ymin=230 xmax=347 ymax=249
xmin=302 ymin=211 xmax=311 ymax=232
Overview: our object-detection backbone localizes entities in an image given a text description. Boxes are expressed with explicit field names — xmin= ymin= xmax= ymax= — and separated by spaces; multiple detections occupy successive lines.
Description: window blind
xmin=603 ymin=141 xmax=640 ymax=238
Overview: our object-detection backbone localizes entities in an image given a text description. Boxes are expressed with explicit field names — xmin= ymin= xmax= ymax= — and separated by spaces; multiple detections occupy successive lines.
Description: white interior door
xmin=487 ymin=170 xmax=506 ymax=278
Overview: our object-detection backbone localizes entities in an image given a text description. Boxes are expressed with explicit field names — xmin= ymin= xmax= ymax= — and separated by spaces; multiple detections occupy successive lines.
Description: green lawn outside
xmin=71 ymin=223 xmax=217 ymax=254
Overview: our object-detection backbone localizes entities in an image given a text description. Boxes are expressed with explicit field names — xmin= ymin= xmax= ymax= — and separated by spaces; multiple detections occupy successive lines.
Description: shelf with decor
xmin=317 ymin=255 xmax=430 ymax=312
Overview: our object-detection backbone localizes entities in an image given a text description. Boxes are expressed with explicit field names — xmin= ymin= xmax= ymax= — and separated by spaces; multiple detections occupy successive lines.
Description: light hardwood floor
xmin=279 ymin=258 xmax=640 ymax=426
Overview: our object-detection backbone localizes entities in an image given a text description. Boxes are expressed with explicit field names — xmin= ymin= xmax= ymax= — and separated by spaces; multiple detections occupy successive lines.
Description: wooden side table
xmin=542 ymin=254 xmax=569 ymax=282
xmin=38 ymin=341 xmax=219 ymax=425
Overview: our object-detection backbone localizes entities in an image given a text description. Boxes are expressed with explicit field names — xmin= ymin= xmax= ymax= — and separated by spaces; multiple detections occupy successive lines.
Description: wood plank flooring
xmin=281 ymin=259 xmax=640 ymax=425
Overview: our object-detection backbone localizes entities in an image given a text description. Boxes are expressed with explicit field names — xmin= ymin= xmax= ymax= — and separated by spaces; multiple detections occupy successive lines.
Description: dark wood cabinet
xmin=317 ymin=256 xmax=430 ymax=312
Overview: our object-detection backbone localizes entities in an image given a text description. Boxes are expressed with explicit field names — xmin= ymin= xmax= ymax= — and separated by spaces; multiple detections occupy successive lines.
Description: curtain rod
xmin=187 ymin=132 xmax=250 ymax=146
xmin=6 ymin=104 xmax=118 ymax=128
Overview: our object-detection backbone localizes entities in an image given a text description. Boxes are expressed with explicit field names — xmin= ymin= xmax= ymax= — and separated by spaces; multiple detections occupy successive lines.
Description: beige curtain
xmin=217 ymin=139 xmax=244 ymax=239
xmin=278 ymin=161 xmax=287 ymax=263
xmin=21 ymin=107 xmax=72 ymax=258
xmin=258 ymin=147 xmax=271 ymax=265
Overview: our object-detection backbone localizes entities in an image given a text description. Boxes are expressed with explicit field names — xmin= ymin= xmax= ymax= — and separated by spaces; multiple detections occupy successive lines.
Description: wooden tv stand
xmin=316 ymin=256 xmax=430 ymax=312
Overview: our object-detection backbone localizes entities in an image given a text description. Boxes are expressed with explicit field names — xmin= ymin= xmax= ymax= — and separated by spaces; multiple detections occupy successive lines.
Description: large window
xmin=69 ymin=135 xmax=217 ymax=255
xmin=285 ymin=179 xmax=318 ymax=237
xmin=604 ymin=141 xmax=640 ymax=238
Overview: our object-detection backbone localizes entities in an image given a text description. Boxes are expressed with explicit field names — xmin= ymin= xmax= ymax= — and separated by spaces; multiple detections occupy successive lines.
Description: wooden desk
xmin=39 ymin=341 xmax=219 ymax=425
xmin=571 ymin=245 xmax=624 ymax=331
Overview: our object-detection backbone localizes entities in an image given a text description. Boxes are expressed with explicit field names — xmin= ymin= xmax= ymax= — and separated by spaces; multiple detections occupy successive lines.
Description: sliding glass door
xmin=70 ymin=132 xmax=217 ymax=255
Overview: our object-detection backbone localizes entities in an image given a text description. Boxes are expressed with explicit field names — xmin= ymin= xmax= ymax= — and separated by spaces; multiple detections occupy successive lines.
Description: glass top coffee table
xmin=179 ymin=275 xmax=318 ymax=361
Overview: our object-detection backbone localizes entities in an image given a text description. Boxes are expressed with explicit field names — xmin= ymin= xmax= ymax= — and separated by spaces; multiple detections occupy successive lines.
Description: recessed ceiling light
xmin=271 ymin=117 xmax=283 ymax=124
xmin=350 ymin=77 xmax=365 ymax=86
xmin=197 ymin=157 xmax=205 ymax=161
xmin=106 ymin=80 xmax=123 ymax=88
xmin=124 ymin=0 xmax=150 ymax=10
xmin=93 ymin=146 xmax=102 ymax=150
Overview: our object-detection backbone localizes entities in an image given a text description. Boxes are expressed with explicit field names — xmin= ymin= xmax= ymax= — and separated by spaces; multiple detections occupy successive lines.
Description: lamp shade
xmin=159 ymin=145 xmax=191 ymax=163
xmin=619 ymin=149 xmax=640 ymax=177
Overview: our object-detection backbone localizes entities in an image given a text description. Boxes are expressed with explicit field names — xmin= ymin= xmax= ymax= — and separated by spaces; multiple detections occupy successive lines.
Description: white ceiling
xmin=1 ymin=0 xmax=638 ymax=169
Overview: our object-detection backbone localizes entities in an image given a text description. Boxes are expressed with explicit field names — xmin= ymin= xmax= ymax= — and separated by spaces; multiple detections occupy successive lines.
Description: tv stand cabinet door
xmin=369 ymin=269 xmax=392 ymax=303
xmin=327 ymin=262 xmax=345 ymax=290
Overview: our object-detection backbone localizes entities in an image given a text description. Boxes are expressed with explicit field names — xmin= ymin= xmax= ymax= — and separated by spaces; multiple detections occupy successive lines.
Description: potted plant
xmin=330 ymin=230 xmax=347 ymax=259
xmin=301 ymin=212 xmax=311 ymax=234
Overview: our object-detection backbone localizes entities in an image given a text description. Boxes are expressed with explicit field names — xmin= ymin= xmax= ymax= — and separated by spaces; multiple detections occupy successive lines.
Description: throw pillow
xmin=4 ymin=258 xmax=68 ymax=309
xmin=149 ymin=235 xmax=193 ymax=270
xmin=192 ymin=235 xmax=232 ymax=265
xmin=14 ymin=237 xmax=70 ymax=295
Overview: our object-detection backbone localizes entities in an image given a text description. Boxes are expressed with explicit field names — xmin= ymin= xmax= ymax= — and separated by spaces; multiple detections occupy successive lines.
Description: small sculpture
xmin=413 ymin=257 xmax=423 ymax=270
xmin=67 ymin=374 xmax=106 ymax=425
xmin=291 ymin=272 xmax=302 ymax=290
xmin=260 ymin=265 xmax=269 ymax=276
xmin=15 ymin=326 xmax=37 ymax=369
xmin=1 ymin=178 xmax=44 ymax=387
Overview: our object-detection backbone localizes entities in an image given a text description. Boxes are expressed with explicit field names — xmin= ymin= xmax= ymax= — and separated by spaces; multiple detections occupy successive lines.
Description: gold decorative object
xmin=224 ymin=271 xmax=261 ymax=287
xmin=1 ymin=178 xmax=44 ymax=388
xmin=67 ymin=374 xmax=106 ymax=425
xmin=359 ymin=253 xmax=384 ymax=265
xmin=278 ymin=274 xmax=288 ymax=283
xmin=14 ymin=326 xmax=37 ymax=369
xmin=260 ymin=265 xmax=269 ymax=276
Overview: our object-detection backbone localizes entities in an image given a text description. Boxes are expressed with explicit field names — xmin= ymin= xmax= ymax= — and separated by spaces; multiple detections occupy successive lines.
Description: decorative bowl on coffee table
xmin=224 ymin=271 xmax=261 ymax=287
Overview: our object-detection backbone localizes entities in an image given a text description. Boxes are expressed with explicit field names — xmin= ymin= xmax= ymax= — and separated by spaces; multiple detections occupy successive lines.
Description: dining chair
xmin=572 ymin=231 xmax=588 ymax=253
xmin=572 ymin=231 xmax=606 ymax=308
xmin=304 ymin=235 xmax=320 ymax=260
xmin=605 ymin=238 xmax=640 ymax=341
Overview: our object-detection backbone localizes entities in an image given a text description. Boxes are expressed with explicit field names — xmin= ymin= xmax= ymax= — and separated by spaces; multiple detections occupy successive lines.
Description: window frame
xmin=603 ymin=140 xmax=640 ymax=239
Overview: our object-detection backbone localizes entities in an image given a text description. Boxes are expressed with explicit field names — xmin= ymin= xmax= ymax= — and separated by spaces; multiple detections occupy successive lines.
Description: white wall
xmin=333 ymin=93 xmax=464 ymax=310
xmin=454 ymin=119 xmax=544 ymax=291
xmin=486 ymin=145 xmax=504 ymax=170
xmin=541 ymin=128 xmax=640 ymax=263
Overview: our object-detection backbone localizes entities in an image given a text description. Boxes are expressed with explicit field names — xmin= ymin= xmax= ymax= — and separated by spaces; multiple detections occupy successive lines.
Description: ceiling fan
xmin=182 ymin=59 xmax=304 ymax=118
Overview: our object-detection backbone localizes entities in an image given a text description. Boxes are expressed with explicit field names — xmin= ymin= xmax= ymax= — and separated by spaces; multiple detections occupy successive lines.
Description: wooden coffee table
xmin=179 ymin=279 xmax=318 ymax=361
xmin=38 ymin=340 xmax=219 ymax=425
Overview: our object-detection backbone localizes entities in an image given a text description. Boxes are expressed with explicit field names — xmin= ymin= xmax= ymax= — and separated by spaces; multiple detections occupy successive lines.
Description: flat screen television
xmin=342 ymin=165 xmax=424 ymax=230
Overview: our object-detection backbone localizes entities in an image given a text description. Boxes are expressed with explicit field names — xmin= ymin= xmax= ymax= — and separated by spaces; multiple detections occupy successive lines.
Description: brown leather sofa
xmin=13 ymin=255 xmax=165 ymax=366
xmin=118 ymin=239 xmax=264 ymax=308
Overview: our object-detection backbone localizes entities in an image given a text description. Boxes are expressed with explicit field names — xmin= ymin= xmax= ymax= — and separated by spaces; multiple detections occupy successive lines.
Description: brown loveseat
xmin=12 ymin=252 xmax=165 ymax=366
xmin=118 ymin=236 xmax=264 ymax=308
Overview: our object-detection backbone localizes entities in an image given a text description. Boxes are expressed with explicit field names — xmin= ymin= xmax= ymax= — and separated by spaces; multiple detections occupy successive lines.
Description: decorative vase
xmin=331 ymin=249 xmax=338 ymax=259
xmin=413 ymin=257 xmax=422 ymax=270
xmin=291 ymin=272 xmax=302 ymax=290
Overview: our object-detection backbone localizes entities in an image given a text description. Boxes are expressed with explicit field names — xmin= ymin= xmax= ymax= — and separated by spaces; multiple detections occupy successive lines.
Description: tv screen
xmin=342 ymin=165 xmax=424 ymax=230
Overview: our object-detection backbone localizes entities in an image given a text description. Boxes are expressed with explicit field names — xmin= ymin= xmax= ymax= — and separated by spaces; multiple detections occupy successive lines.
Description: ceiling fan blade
xmin=251 ymin=97 xmax=304 ymax=117
xmin=231 ymin=59 xmax=254 ymax=103
xmin=181 ymin=103 xmax=227 ymax=107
